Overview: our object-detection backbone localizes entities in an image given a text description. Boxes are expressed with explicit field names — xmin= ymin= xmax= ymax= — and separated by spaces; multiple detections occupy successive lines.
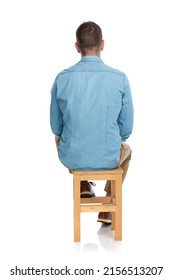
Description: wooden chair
xmin=71 ymin=168 xmax=123 ymax=242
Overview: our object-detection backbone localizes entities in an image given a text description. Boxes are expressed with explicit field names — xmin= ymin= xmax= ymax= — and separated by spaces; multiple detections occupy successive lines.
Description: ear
xmin=101 ymin=40 xmax=104 ymax=51
xmin=75 ymin=42 xmax=81 ymax=53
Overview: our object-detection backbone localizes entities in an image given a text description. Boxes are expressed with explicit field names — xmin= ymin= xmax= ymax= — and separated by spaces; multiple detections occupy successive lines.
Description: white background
xmin=0 ymin=0 xmax=173 ymax=279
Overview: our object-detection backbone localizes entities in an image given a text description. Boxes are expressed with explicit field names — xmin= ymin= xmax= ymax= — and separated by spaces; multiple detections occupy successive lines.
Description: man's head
xmin=75 ymin=21 xmax=104 ymax=56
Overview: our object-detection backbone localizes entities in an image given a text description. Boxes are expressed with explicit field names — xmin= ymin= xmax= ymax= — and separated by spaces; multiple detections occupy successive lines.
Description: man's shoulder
xmin=102 ymin=62 xmax=125 ymax=77
xmin=55 ymin=63 xmax=78 ymax=79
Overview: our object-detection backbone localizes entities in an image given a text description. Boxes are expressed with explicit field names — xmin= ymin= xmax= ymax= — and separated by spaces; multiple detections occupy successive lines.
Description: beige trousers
xmin=104 ymin=143 xmax=132 ymax=195
xmin=55 ymin=136 xmax=132 ymax=193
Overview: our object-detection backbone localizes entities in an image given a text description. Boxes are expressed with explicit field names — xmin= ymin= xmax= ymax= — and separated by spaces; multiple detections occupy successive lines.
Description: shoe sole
xmin=80 ymin=192 xmax=95 ymax=198
xmin=97 ymin=218 xmax=111 ymax=224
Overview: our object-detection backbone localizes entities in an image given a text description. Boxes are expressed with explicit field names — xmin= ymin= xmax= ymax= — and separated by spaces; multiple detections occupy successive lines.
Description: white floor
xmin=1 ymin=149 xmax=173 ymax=279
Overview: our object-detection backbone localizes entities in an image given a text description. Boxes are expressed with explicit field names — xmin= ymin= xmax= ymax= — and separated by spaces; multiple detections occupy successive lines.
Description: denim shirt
xmin=50 ymin=56 xmax=134 ymax=170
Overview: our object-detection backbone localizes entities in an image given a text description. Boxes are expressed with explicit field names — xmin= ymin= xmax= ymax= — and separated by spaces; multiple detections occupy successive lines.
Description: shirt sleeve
xmin=50 ymin=78 xmax=63 ymax=137
xmin=117 ymin=74 xmax=134 ymax=141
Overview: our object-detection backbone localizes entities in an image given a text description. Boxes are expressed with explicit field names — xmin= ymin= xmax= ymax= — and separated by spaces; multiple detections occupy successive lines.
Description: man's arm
xmin=50 ymin=79 xmax=63 ymax=137
xmin=118 ymin=74 xmax=134 ymax=141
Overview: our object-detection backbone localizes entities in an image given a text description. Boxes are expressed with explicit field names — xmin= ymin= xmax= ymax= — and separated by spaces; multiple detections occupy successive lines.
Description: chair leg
xmin=115 ymin=174 xmax=122 ymax=240
xmin=111 ymin=180 xmax=116 ymax=230
xmin=74 ymin=175 xmax=81 ymax=242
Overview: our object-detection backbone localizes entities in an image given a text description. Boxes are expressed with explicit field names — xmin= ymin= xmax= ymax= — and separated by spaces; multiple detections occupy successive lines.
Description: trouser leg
xmin=104 ymin=143 xmax=132 ymax=195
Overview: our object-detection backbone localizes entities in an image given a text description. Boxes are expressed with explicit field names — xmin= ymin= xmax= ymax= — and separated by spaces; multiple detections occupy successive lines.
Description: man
xmin=50 ymin=21 xmax=134 ymax=224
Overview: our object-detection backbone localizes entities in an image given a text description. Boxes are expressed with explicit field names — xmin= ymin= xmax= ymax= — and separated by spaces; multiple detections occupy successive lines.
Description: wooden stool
xmin=71 ymin=168 xmax=123 ymax=242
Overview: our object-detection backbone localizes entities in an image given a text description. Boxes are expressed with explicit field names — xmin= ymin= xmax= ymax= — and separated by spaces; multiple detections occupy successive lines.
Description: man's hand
xmin=55 ymin=136 xmax=60 ymax=149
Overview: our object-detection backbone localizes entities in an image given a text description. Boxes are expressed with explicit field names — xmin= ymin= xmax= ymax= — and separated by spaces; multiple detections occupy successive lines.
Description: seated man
xmin=50 ymin=21 xmax=134 ymax=224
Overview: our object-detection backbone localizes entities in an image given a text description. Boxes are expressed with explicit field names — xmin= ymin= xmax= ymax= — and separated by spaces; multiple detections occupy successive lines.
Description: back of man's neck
xmin=81 ymin=51 xmax=101 ymax=57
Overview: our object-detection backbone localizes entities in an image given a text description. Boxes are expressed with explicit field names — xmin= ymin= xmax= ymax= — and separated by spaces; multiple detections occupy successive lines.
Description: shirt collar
xmin=79 ymin=56 xmax=103 ymax=63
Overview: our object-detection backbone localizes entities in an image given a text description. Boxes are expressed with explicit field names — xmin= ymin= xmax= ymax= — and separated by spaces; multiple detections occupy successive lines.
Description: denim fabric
xmin=50 ymin=56 xmax=134 ymax=170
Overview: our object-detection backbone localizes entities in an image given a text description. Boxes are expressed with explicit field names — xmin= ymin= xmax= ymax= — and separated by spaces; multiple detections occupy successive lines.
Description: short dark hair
xmin=76 ymin=21 xmax=102 ymax=54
